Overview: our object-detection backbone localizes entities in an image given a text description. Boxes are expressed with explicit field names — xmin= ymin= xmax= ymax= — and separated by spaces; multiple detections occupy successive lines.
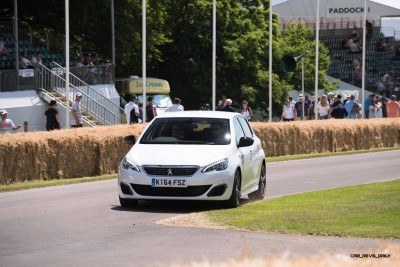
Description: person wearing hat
xmin=124 ymin=95 xmax=139 ymax=124
xmin=70 ymin=93 xmax=83 ymax=128
xmin=386 ymin=95 xmax=400 ymax=118
xmin=44 ymin=100 xmax=61 ymax=131
xmin=0 ymin=109 xmax=22 ymax=132
xmin=294 ymin=95 xmax=309 ymax=120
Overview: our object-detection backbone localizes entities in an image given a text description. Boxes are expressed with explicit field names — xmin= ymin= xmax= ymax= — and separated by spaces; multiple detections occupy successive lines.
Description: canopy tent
xmin=273 ymin=0 xmax=400 ymax=31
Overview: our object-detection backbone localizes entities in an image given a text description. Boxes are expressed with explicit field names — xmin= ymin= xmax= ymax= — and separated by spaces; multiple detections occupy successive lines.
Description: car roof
xmin=156 ymin=111 xmax=242 ymax=119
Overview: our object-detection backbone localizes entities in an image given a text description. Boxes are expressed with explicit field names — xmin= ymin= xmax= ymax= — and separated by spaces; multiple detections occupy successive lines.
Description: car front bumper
xmin=118 ymin=166 xmax=235 ymax=201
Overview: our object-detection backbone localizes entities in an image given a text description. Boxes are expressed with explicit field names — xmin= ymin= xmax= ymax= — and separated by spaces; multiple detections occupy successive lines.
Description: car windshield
xmin=140 ymin=117 xmax=231 ymax=145
xmin=137 ymin=94 xmax=172 ymax=108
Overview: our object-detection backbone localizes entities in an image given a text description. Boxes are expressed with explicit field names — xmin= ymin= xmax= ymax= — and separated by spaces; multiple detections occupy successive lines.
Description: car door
xmin=233 ymin=117 xmax=253 ymax=194
xmin=237 ymin=116 xmax=260 ymax=192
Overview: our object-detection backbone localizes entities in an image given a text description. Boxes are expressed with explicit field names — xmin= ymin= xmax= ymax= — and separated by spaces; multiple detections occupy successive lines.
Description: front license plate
xmin=151 ymin=178 xmax=187 ymax=187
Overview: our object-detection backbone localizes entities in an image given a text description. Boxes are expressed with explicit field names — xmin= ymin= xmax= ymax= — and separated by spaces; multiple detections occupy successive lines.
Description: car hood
xmin=125 ymin=144 xmax=235 ymax=166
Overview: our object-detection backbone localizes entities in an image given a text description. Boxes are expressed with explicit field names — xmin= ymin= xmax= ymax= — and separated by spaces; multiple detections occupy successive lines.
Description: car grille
xmin=131 ymin=184 xmax=211 ymax=197
xmin=143 ymin=166 xmax=199 ymax=176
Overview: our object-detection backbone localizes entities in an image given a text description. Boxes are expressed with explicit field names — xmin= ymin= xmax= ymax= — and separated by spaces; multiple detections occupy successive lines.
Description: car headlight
xmin=121 ymin=157 xmax=140 ymax=172
xmin=202 ymin=158 xmax=228 ymax=173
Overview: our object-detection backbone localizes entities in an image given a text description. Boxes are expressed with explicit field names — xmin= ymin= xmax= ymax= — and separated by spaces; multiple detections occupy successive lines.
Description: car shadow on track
xmin=111 ymin=198 xmax=250 ymax=214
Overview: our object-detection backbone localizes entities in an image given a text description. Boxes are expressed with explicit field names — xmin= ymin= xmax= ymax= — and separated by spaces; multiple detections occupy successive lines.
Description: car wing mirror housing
xmin=237 ymin=137 xmax=254 ymax=148
xmin=124 ymin=135 xmax=137 ymax=146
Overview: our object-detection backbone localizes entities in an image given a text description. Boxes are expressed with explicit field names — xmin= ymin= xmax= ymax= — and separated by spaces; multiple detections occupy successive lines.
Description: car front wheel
xmin=224 ymin=170 xmax=241 ymax=209
xmin=248 ymin=162 xmax=266 ymax=201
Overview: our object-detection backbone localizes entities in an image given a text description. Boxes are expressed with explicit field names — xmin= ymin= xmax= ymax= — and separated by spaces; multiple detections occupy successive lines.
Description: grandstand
xmin=320 ymin=30 xmax=400 ymax=95
xmin=0 ymin=18 xmax=65 ymax=70
xmin=274 ymin=0 xmax=400 ymax=98
xmin=0 ymin=18 xmax=121 ymax=131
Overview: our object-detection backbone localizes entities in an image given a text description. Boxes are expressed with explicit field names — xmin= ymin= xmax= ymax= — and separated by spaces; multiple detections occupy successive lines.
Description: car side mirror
xmin=237 ymin=137 xmax=254 ymax=148
xmin=124 ymin=135 xmax=137 ymax=146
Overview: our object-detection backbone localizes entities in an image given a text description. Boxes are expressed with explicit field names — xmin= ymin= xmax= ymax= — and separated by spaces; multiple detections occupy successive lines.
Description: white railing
xmin=50 ymin=61 xmax=124 ymax=120
xmin=36 ymin=63 xmax=121 ymax=126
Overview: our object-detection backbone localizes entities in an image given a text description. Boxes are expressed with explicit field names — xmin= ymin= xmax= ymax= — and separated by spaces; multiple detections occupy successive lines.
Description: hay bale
xmin=0 ymin=119 xmax=399 ymax=184
xmin=0 ymin=125 xmax=144 ymax=184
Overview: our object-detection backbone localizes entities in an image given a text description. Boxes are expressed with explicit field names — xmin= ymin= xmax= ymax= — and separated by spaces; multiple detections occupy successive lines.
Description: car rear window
xmin=140 ymin=117 xmax=231 ymax=145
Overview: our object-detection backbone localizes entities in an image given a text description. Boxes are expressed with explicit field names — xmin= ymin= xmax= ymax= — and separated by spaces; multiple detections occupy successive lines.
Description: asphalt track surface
xmin=0 ymin=150 xmax=399 ymax=267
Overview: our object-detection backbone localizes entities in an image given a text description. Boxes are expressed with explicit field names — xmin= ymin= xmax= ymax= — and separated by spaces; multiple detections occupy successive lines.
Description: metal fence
xmin=37 ymin=63 xmax=121 ymax=126
xmin=0 ymin=64 xmax=115 ymax=92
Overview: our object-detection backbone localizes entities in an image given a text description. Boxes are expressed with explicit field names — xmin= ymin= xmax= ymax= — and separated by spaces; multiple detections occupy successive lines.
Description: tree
xmin=276 ymin=24 xmax=333 ymax=96
xmin=0 ymin=0 xmax=333 ymax=114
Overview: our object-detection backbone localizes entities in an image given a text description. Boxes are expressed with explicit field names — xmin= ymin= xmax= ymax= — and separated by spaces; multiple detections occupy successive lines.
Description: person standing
xmin=281 ymin=99 xmax=295 ymax=121
xmin=219 ymin=99 xmax=235 ymax=112
xmin=239 ymin=100 xmax=253 ymax=120
xmin=317 ymin=95 xmax=330 ymax=120
xmin=124 ymin=95 xmax=139 ymax=124
xmin=344 ymin=95 xmax=360 ymax=119
xmin=364 ymin=94 xmax=374 ymax=118
xmin=386 ymin=95 xmax=400 ymax=118
xmin=375 ymin=96 xmax=384 ymax=118
xmin=0 ymin=109 xmax=22 ymax=133
xmin=294 ymin=95 xmax=309 ymax=120
xmin=166 ymin=98 xmax=184 ymax=112
xmin=216 ymin=95 xmax=227 ymax=110
xmin=368 ymin=99 xmax=381 ymax=119
xmin=138 ymin=102 xmax=144 ymax=123
xmin=70 ymin=93 xmax=83 ymax=128
xmin=380 ymin=93 xmax=389 ymax=118
xmin=331 ymin=103 xmax=348 ymax=119
xmin=44 ymin=100 xmax=61 ymax=131
xmin=146 ymin=96 xmax=158 ymax=122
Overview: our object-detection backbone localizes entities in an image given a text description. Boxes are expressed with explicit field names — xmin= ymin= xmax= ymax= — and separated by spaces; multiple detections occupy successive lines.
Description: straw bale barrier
xmin=0 ymin=118 xmax=399 ymax=185
xmin=0 ymin=125 xmax=145 ymax=185
xmin=252 ymin=118 xmax=400 ymax=157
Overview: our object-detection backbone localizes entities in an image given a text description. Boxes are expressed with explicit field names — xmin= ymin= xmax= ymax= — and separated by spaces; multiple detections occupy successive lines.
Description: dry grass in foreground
xmin=169 ymin=244 xmax=399 ymax=267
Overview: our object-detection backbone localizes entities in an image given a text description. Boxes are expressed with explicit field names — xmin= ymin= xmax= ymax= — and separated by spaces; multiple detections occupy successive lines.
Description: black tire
xmin=119 ymin=196 xmax=139 ymax=208
xmin=224 ymin=170 xmax=241 ymax=209
xmin=248 ymin=162 xmax=266 ymax=201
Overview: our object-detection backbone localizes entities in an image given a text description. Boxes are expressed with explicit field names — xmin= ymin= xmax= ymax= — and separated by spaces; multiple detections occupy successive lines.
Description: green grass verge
xmin=0 ymin=174 xmax=117 ymax=193
xmin=205 ymin=179 xmax=400 ymax=239
xmin=267 ymin=147 xmax=400 ymax=162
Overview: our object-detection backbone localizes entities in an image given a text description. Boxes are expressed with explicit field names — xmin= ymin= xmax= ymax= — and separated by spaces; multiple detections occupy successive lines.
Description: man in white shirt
xmin=30 ymin=52 xmax=43 ymax=67
xmin=124 ymin=95 xmax=139 ymax=124
xmin=70 ymin=93 xmax=83 ymax=127
xmin=20 ymin=52 xmax=33 ymax=69
xmin=166 ymin=98 xmax=184 ymax=112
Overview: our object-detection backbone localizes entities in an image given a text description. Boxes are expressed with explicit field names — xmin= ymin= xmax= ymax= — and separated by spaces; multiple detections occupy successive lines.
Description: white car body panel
xmin=118 ymin=111 xmax=266 ymax=203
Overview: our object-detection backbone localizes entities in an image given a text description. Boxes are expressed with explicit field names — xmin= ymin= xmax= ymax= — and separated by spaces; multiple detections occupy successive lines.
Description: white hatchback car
xmin=118 ymin=111 xmax=266 ymax=208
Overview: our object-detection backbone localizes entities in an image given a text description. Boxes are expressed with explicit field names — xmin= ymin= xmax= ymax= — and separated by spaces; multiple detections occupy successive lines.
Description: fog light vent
xmin=207 ymin=184 xmax=227 ymax=197
xmin=120 ymin=183 xmax=133 ymax=195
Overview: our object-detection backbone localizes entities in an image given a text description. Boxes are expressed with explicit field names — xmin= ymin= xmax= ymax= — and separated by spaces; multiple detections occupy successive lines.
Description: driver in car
xmin=210 ymin=122 xmax=226 ymax=144
xmin=171 ymin=123 xmax=185 ymax=140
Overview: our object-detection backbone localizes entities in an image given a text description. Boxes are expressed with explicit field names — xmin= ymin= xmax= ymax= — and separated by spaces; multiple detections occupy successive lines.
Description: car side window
xmin=233 ymin=117 xmax=245 ymax=144
xmin=237 ymin=117 xmax=253 ymax=137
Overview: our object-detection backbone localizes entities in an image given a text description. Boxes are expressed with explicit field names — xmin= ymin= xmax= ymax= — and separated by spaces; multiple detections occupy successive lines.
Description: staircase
xmin=36 ymin=62 xmax=124 ymax=127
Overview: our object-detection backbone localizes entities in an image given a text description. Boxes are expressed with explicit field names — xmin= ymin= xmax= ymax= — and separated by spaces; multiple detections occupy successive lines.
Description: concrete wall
xmin=0 ymin=84 xmax=122 ymax=132
xmin=0 ymin=90 xmax=50 ymax=132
